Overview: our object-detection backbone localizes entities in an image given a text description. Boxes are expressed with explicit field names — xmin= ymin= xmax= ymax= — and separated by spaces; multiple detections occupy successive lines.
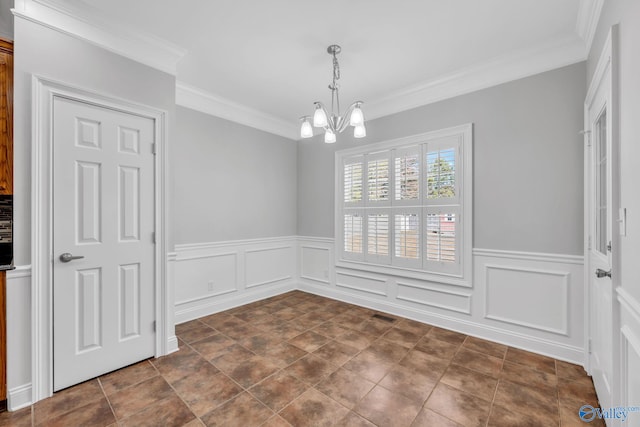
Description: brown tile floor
xmin=1 ymin=291 xmax=603 ymax=427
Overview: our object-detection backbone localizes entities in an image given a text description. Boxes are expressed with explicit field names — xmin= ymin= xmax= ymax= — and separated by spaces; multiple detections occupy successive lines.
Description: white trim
xmin=396 ymin=281 xmax=472 ymax=315
xmin=174 ymin=251 xmax=238 ymax=263
xmin=335 ymin=270 xmax=388 ymax=297
xmin=7 ymin=265 xmax=32 ymax=279
xmin=11 ymin=0 xmax=186 ymax=75
xmin=473 ymin=248 xmax=584 ymax=265
xmin=172 ymin=237 xmax=298 ymax=324
xmin=618 ymin=288 xmax=640 ymax=324
xmin=576 ymin=0 xmax=605 ymax=54
xmin=175 ymin=81 xmax=298 ymax=141
xmin=300 ymin=245 xmax=331 ymax=284
xmin=619 ymin=288 xmax=640 ymax=411
xmin=7 ymin=383 xmax=32 ymax=411
xmin=364 ymin=36 xmax=586 ymax=121
xmin=175 ymin=282 xmax=296 ymax=325
xmin=483 ymin=264 xmax=570 ymax=336
xmin=30 ymin=76 xmax=170 ymax=402
xmin=299 ymin=281 xmax=584 ymax=363
xmin=297 ymin=236 xmax=584 ymax=362
xmin=175 ymin=235 xmax=298 ymax=253
xmin=298 ymin=236 xmax=335 ymax=244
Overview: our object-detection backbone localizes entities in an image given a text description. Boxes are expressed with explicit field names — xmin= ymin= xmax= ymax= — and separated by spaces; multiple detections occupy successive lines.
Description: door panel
xmin=587 ymin=58 xmax=614 ymax=414
xmin=53 ymin=97 xmax=155 ymax=391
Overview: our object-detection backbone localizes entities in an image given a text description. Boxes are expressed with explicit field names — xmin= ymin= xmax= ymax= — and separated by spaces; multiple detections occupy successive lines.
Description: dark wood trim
xmin=0 ymin=39 xmax=12 ymax=55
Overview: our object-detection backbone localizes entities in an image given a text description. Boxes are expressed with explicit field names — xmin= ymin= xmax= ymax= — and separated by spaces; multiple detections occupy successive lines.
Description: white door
xmin=52 ymin=96 xmax=156 ymax=391
xmin=585 ymin=32 xmax=618 ymax=416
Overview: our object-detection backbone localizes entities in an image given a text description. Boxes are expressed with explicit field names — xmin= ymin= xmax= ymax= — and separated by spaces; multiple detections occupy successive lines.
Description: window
xmin=336 ymin=124 xmax=472 ymax=281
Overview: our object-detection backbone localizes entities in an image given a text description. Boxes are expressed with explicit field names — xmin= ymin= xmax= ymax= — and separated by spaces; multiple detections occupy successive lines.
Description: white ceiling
xmin=22 ymin=0 xmax=598 ymax=138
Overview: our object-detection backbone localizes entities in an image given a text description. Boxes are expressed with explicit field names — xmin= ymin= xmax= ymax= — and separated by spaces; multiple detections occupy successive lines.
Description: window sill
xmin=335 ymin=259 xmax=471 ymax=288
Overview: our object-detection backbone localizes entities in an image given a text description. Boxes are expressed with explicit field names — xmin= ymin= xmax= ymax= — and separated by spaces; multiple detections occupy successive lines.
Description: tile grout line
xmin=96 ymin=377 xmax=118 ymax=425
xmin=482 ymin=340 xmax=509 ymax=427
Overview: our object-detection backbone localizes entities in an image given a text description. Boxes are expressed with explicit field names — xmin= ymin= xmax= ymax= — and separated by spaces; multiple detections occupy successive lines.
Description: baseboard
xmin=298 ymin=281 xmax=584 ymax=364
xmin=7 ymin=383 xmax=32 ymax=412
xmin=166 ymin=335 xmax=179 ymax=355
xmin=175 ymin=281 xmax=296 ymax=324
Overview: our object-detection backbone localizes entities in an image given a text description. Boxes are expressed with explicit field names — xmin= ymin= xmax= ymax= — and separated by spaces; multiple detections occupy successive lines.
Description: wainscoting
xmin=171 ymin=237 xmax=297 ymax=324
xmin=11 ymin=235 xmax=636 ymax=412
xmin=618 ymin=288 xmax=640 ymax=408
xmin=297 ymin=237 xmax=585 ymax=363
xmin=6 ymin=266 xmax=32 ymax=411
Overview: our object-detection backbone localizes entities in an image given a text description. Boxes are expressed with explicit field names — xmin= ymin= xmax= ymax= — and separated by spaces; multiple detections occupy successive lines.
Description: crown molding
xmin=576 ymin=0 xmax=605 ymax=54
xmin=177 ymin=35 xmax=587 ymax=141
xmin=12 ymin=0 xmax=187 ymax=75
xmin=10 ymin=0 xmax=595 ymax=140
xmin=364 ymin=35 xmax=588 ymax=121
xmin=176 ymin=81 xmax=299 ymax=141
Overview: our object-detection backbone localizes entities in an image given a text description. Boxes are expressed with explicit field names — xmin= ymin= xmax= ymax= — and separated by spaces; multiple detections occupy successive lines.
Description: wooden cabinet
xmin=0 ymin=37 xmax=13 ymax=408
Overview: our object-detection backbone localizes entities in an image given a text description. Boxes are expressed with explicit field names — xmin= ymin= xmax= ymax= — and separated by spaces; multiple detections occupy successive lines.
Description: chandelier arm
xmin=336 ymin=101 xmax=363 ymax=133
xmin=313 ymin=101 xmax=337 ymax=133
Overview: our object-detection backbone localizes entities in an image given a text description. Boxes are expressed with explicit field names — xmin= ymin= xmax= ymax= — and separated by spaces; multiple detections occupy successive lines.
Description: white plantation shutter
xmin=424 ymin=208 xmax=460 ymax=274
xmin=343 ymin=158 xmax=364 ymax=204
xmin=393 ymin=211 xmax=421 ymax=268
xmin=394 ymin=146 xmax=421 ymax=204
xmin=426 ymin=146 xmax=457 ymax=201
xmin=337 ymin=125 xmax=471 ymax=280
xmin=367 ymin=153 xmax=390 ymax=204
xmin=367 ymin=212 xmax=390 ymax=264
xmin=425 ymin=211 xmax=456 ymax=260
xmin=343 ymin=212 xmax=364 ymax=260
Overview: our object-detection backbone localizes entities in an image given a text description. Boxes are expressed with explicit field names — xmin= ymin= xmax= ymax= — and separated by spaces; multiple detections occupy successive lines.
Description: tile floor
xmin=1 ymin=291 xmax=603 ymax=427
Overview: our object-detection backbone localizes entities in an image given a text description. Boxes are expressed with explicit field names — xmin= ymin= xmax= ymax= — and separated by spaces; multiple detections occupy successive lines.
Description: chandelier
xmin=299 ymin=45 xmax=366 ymax=143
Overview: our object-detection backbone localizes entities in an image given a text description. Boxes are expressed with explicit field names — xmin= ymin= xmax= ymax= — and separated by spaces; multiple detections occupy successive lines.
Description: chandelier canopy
xmin=299 ymin=45 xmax=366 ymax=143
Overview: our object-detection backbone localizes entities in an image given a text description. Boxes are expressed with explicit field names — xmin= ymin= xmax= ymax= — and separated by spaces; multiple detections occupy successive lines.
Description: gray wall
xmin=173 ymin=106 xmax=297 ymax=244
xmin=0 ymin=0 xmax=13 ymax=40
xmin=13 ymin=17 xmax=176 ymax=264
xmin=298 ymin=62 xmax=586 ymax=255
xmin=588 ymin=0 xmax=640 ymax=302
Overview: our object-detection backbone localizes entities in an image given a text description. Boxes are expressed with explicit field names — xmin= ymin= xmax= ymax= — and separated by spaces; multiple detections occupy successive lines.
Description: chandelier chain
xmin=331 ymin=51 xmax=341 ymax=117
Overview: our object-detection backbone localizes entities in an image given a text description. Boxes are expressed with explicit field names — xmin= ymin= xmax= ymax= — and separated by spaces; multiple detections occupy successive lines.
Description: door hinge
xmin=151 ymin=143 xmax=157 ymax=155
xmin=588 ymin=338 xmax=592 ymax=354
xmin=152 ymin=232 xmax=156 ymax=244
xmin=580 ymin=130 xmax=592 ymax=147
xmin=588 ymin=235 xmax=592 ymax=251
xmin=152 ymin=320 xmax=156 ymax=332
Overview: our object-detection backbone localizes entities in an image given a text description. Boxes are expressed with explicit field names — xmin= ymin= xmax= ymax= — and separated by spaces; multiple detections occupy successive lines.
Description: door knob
xmin=595 ymin=268 xmax=611 ymax=278
xmin=59 ymin=253 xmax=85 ymax=263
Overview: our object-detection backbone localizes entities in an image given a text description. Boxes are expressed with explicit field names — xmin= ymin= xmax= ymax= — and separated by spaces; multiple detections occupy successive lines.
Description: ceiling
xmin=20 ymin=0 xmax=599 ymax=139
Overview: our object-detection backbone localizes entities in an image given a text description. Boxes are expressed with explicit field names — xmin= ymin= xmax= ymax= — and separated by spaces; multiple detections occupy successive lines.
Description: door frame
xmin=583 ymin=25 xmax=620 ymax=404
xmin=31 ymin=76 xmax=172 ymax=402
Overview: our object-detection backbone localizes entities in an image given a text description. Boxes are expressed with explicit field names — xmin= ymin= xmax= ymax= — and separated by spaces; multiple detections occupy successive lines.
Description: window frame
xmin=335 ymin=124 xmax=473 ymax=287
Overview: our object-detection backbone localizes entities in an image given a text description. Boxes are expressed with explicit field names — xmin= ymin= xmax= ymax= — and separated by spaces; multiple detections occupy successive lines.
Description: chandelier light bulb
xmin=313 ymin=105 xmax=328 ymax=128
xmin=350 ymin=105 xmax=364 ymax=126
xmin=300 ymin=118 xmax=313 ymax=138
xmin=354 ymin=124 xmax=367 ymax=139
xmin=324 ymin=130 xmax=336 ymax=143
